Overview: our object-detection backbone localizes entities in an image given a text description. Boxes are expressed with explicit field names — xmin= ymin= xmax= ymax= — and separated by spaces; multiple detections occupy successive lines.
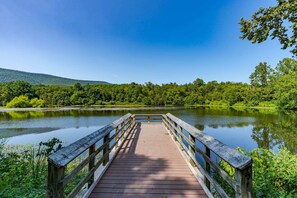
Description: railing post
xmin=132 ymin=115 xmax=136 ymax=126
xmin=88 ymin=144 xmax=95 ymax=187
xmin=120 ymin=122 xmax=124 ymax=139
xmin=188 ymin=134 xmax=196 ymax=167
xmin=47 ymin=161 xmax=65 ymax=198
xmin=163 ymin=116 xmax=169 ymax=131
xmin=103 ymin=133 xmax=110 ymax=166
xmin=235 ymin=164 xmax=253 ymax=198
xmin=162 ymin=116 xmax=166 ymax=129
xmin=178 ymin=125 xmax=183 ymax=148
xmin=126 ymin=117 xmax=131 ymax=132
xmin=173 ymin=122 xmax=178 ymax=141
xmin=148 ymin=115 xmax=150 ymax=123
xmin=204 ymin=146 xmax=211 ymax=190
xmin=115 ymin=126 xmax=119 ymax=148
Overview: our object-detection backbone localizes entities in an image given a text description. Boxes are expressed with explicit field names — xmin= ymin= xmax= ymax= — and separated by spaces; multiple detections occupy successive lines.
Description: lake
xmin=0 ymin=107 xmax=296 ymax=153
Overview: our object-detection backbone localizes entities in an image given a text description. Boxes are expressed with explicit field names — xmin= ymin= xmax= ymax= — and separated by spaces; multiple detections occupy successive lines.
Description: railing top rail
xmin=165 ymin=113 xmax=252 ymax=170
xmin=48 ymin=113 xmax=132 ymax=167
xmin=133 ymin=114 xmax=164 ymax=116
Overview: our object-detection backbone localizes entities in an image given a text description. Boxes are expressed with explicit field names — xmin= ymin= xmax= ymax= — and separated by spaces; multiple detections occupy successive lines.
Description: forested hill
xmin=0 ymin=68 xmax=109 ymax=86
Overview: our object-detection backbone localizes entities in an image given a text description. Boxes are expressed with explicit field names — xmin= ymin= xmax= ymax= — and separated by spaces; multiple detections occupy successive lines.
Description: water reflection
xmin=6 ymin=126 xmax=102 ymax=146
xmin=167 ymin=107 xmax=297 ymax=153
xmin=0 ymin=107 xmax=296 ymax=153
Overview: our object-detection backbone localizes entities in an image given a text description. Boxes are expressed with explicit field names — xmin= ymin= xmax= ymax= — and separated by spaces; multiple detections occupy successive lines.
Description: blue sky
xmin=0 ymin=0 xmax=291 ymax=84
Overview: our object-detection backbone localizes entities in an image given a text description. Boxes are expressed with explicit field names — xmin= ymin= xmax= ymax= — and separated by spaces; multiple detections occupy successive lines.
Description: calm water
xmin=0 ymin=107 xmax=296 ymax=153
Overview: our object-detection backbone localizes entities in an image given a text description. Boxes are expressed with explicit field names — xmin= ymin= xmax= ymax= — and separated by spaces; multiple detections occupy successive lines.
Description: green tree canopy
xmin=249 ymin=62 xmax=273 ymax=87
xmin=275 ymin=57 xmax=297 ymax=75
xmin=239 ymin=0 xmax=297 ymax=55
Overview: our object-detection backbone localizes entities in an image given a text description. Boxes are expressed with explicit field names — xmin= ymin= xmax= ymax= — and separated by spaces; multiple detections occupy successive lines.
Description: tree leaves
xmin=240 ymin=0 xmax=297 ymax=56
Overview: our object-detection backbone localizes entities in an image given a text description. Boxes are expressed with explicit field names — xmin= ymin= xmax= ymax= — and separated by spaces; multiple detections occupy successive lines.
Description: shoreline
xmin=0 ymin=105 xmax=280 ymax=113
xmin=0 ymin=106 xmax=187 ymax=112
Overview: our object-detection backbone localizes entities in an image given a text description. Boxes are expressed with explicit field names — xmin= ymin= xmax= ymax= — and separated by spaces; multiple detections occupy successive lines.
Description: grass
xmin=0 ymin=138 xmax=89 ymax=198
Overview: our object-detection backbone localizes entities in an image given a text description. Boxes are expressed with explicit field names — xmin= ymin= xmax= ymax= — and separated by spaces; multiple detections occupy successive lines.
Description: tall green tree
xmin=249 ymin=62 xmax=273 ymax=87
xmin=275 ymin=58 xmax=297 ymax=75
xmin=239 ymin=0 xmax=297 ymax=55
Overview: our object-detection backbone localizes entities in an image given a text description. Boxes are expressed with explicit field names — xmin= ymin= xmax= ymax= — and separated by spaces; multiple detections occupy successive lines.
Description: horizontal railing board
xmin=162 ymin=116 xmax=236 ymax=189
xmin=166 ymin=113 xmax=252 ymax=170
xmin=133 ymin=114 xmax=164 ymax=116
xmin=48 ymin=113 xmax=131 ymax=167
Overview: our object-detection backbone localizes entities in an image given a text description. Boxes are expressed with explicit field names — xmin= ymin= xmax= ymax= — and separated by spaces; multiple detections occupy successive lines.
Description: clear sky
xmin=0 ymin=0 xmax=292 ymax=84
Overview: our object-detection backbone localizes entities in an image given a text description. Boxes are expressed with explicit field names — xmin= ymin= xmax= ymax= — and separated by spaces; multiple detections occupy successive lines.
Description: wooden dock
xmin=47 ymin=114 xmax=253 ymax=198
xmin=90 ymin=123 xmax=207 ymax=197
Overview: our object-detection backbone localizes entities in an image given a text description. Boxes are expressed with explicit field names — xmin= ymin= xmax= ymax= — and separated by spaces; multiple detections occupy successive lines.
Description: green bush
xmin=0 ymin=138 xmax=89 ymax=197
xmin=0 ymin=138 xmax=62 ymax=198
xmin=277 ymin=89 xmax=297 ymax=110
xmin=208 ymin=100 xmax=229 ymax=107
xmin=6 ymin=95 xmax=31 ymax=108
xmin=250 ymin=148 xmax=297 ymax=197
xmin=257 ymin=101 xmax=276 ymax=108
xmin=232 ymin=102 xmax=247 ymax=108
xmin=30 ymin=98 xmax=45 ymax=108
xmin=218 ymin=147 xmax=297 ymax=197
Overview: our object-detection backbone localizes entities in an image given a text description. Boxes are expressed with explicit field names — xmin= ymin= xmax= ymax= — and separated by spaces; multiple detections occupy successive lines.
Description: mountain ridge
xmin=0 ymin=67 xmax=109 ymax=85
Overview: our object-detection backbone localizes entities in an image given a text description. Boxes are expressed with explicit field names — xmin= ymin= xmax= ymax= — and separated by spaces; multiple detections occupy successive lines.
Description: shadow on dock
xmin=90 ymin=123 xmax=206 ymax=197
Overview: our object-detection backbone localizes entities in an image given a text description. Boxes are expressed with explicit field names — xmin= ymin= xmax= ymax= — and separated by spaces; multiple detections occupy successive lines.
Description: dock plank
xmin=89 ymin=123 xmax=207 ymax=198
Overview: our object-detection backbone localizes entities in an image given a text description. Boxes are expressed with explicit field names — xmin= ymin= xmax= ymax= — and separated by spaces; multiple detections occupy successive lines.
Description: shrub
xmin=30 ymin=98 xmax=45 ymax=108
xmin=208 ymin=100 xmax=229 ymax=107
xmin=257 ymin=101 xmax=276 ymax=108
xmin=0 ymin=138 xmax=62 ymax=198
xmin=0 ymin=138 xmax=89 ymax=197
xmin=218 ymin=147 xmax=297 ymax=197
xmin=250 ymin=148 xmax=297 ymax=197
xmin=232 ymin=102 xmax=247 ymax=108
xmin=6 ymin=95 xmax=31 ymax=108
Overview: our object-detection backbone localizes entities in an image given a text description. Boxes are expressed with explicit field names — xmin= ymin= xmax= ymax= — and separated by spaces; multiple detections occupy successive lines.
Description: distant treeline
xmin=0 ymin=58 xmax=297 ymax=110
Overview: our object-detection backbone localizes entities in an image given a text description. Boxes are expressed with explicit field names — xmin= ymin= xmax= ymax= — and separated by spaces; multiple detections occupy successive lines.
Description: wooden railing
xmin=47 ymin=113 xmax=136 ymax=198
xmin=162 ymin=113 xmax=252 ymax=198
xmin=47 ymin=113 xmax=252 ymax=198
xmin=133 ymin=114 xmax=163 ymax=122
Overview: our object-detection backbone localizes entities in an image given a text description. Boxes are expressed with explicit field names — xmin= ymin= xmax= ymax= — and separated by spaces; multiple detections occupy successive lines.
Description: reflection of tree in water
xmin=251 ymin=126 xmax=280 ymax=150
xmin=191 ymin=108 xmax=297 ymax=153
xmin=269 ymin=120 xmax=297 ymax=153
xmin=6 ymin=111 xmax=45 ymax=120
xmin=195 ymin=124 xmax=204 ymax=131
xmin=252 ymin=112 xmax=297 ymax=153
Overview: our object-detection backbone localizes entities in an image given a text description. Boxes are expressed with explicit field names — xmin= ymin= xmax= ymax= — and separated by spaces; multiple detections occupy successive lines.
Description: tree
xmin=6 ymin=95 xmax=31 ymax=108
xmin=193 ymin=78 xmax=204 ymax=87
xmin=74 ymin=83 xmax=83 ymax=91
xmin=275 ymin=58 xmax=297 ymax=75
xmin=30 ymin=98 xmax=45 ymax=108
xmin=7 ymin=81 xmax=35 ymax=100
xmin=274 ymin=72 xmax=297 ymax=109
xmin=239 ymin=0 xmax=297 ymax=55
xmin=250 ymin=62 xmax=273 ymax=87
xmin=70 ymin=91 xmax=88 ymax=105
xmin=52 ymin=90 xmax=71 ymax=106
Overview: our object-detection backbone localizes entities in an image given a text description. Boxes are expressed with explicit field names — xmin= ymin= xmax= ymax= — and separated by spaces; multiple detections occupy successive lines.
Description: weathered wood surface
xmin=89 ymin=123 xmax=207 ymax=198
xmin=166 ymin=113 xmax=252 ymax=170
xmin=47 ymin=113 xmax=252 ymax=198
xmin=48 ymin=113 xmax=131 ymax=167
xmin=164 ymin=113 xmax=253 ymax=198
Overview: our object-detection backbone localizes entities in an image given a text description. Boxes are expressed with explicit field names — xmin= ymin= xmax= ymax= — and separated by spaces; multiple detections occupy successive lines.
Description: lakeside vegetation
xmin=0 ymin=138 xmax=86 ymax=198
xmin=218 ymin=147 xmax=297 ymax=197
xmin=1 ymin=57 xmax=297 ymax=110
xmin=1 ymin=138 xmax=296 ymax=197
